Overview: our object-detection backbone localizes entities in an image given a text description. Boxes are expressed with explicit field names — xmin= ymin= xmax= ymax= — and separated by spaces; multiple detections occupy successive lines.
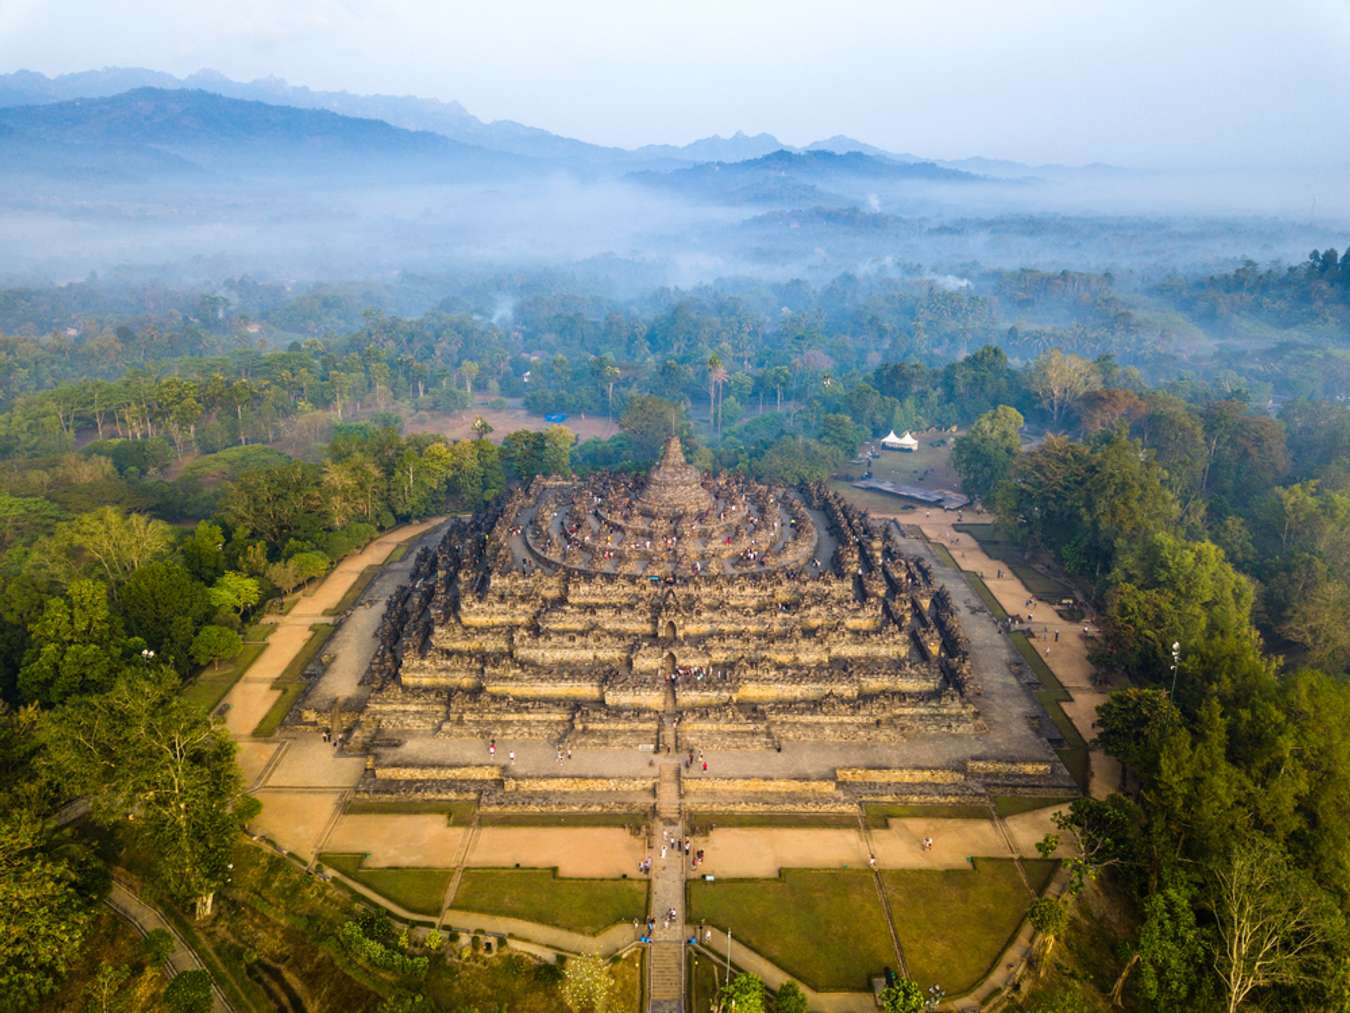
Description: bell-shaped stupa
xmin=637 ymin=436 xmax=714 ymax=516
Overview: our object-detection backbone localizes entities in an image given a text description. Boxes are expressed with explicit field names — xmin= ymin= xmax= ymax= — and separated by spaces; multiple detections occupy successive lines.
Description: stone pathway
xmin=911 ymin=508 xmax=1121 ymax=799
xmin=106 ymin=876 xmax=232 ymax=1012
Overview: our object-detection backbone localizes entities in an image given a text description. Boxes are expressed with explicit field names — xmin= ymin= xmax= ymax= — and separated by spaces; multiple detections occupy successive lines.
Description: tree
xmin=1077 ymin=387 xmax=1145 ymax=435
xmin=141 ymin=927 xmax=175 ymax=966
xmin=190 ymin=625 xmax=242 ymax=671
xmin=119 ymin=559 xmax=213 ymax=674
xmin=38 ymin=507 xmax=174 ymax=587
xmin=878 ymin=977 xmax=924 ymax=1013
xmin=560 ymin=953 xmax=615 ymax=1013
xmin=18 ymin=579 xmax=136 ymax=706
xmin=1027 ymin=349 xmax=1100 ymax=425
xmin=207 ymin=572 xmax=261 ymax=622
xmin=470 ymin=415 xmax=493 ymax=441
xmin=819 ymin=413 xmax=862 ymax=455
xmin=773 ymin=981 xmax=808 ymax=1013
xmin=219 ymin=460 xmax=324 ymax=544
xmin=1093 ymin=686 xmax=1183 ymax=785
xmin=753 ymin=436 xmax=843 ymax=485
xmin=1133 ymin=879 xmax=1211 ymax=1010
xmin=288 ymin=551 xmax=330 ymax=589
xmin=952 ymin=405 xmax=1023 ymax=502
xmin=163 ymin=969 xmax=215 ymax=1013
xmin=720 ymin=971 xmax=765 ymax=1012
xmin=265 ymin=558 xmax=302 ymax=596
xmin=1027 ymin=896 xmax=1070 ymax=963
xmin=41 ymin=672 xmax=260 ymax=918
xmin=1209 ymin=837 xmax=1346 ymax=1013
xmin=0 ymin=806 xmax=96 ymax=1007
xmin=620 ymin=395 xmax=687 ymax=462
xmin=1041 ymin=796 xmax=1141 ymax=894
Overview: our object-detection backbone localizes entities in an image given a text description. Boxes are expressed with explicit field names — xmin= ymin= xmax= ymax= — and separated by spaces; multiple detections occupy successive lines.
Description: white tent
xmin=881 ymin=430 xmax=919 ymax=452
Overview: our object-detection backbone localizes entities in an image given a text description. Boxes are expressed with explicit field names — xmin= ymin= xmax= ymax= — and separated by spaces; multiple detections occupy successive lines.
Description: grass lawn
xmin=687 ymin=869 xmax=896 ymax=992
xmin=863 ymin=802 xmax=990 ymax=824
xmin=251 ymin=623 xmax=335 ymax=737
xmin=954 ymin=524 xmax=1069 ymax=599
xmin=181 ymin=624 xmax=272 ymax=713
xmin=384 ymin=543 xmax=410 ymax=565
xmin=687 ymin=811 xmax=858 ymax=834
xmin=962 ymin=571 xmax=1011 ymax=621
xmin=452 ymin=868 xmax=648 ymax=935
xmin=319 ymin=852 xmax=451 ymax=916
xmin=344 ymin=798 xmax=478 ymax=823
xmin=1010 ymin=632 xmax=1090 ymax=792
xmin=324 ymin=564 xmax=379 ymax=615
xmin=993 ymin=795 xmax=1077 ymax=818
xmin=477 ymin=811 xmax=646 ymax=830
xmin=884 ymin=859 xmax=1058 ymax=997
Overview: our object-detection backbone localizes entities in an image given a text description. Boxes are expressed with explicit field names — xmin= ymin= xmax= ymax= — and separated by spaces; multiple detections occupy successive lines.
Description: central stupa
xmin=636 ymin=436 xmax=714 ymax=517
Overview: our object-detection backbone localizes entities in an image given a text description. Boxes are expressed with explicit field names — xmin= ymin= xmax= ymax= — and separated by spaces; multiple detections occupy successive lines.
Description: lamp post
xmin=1169 ymin=641 xmax=1181 ymax=700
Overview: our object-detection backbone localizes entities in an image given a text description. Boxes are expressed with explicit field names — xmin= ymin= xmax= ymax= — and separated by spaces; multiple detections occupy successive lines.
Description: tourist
xmin=488 ymin=739 xmax=496 ymax=757
xmin=507 ymin=750 xmax=516 ymax=765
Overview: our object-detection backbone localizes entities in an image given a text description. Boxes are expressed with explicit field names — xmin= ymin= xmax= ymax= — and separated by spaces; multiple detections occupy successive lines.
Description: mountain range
xmin=0 ymin=67 xmax=1121 ymax=177
xmin=0 ymin=87 xmax=528 ymax=182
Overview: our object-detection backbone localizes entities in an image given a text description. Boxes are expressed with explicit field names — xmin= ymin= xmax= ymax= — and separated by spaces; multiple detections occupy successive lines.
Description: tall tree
xmin=952 ymin=405 xmax=1023 ymax=502
xmin=41 ymin=672 xmax=260 ymax=918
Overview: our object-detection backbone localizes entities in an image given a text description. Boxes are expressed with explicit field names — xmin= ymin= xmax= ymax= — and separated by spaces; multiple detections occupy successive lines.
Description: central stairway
xmin=648 ymin=762 xmax=685 ymax=1011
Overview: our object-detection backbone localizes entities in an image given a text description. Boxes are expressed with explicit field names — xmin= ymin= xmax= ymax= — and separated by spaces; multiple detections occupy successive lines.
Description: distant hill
xmin=630 ymin=149 xmax=984 ymax=205
xmin=0 ymin=88 xmax=532 ymax=182
xmin=0 ymin=68 xmax=1127 ymax=178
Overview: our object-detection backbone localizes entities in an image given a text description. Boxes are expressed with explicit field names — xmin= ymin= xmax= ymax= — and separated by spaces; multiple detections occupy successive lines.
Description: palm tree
xmin=602 ymin=364 xmax=621 ymax=421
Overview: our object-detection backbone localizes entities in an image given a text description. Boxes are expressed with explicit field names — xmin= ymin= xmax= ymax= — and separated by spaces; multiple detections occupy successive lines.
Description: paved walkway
xmin=911 ymin=508 xmax=1120 ymax=799
xmin=105 ymin=877 xmax=232 ymax=1013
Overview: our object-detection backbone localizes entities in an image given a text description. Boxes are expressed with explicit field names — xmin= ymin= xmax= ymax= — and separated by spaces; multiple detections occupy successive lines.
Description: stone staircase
xmin=648 ymin=941 xmax=684 ymax=1011
xmin=648 ymin=761 xmax=685 ymax=1011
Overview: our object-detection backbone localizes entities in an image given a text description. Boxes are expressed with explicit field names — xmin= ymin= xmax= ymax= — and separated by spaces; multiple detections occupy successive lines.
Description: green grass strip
xmin=181 ymin=626 xmax=273 ymax=713
xmin=992 ymin=795 xmax=1077 ymax=818
xmin=883 ymin=859 xmax=1058 ymax=997
xmin=687 ymin=868 xmax=895 ymax=992
xmin=476 ymin=811 xmax=645 ymax=829
xmin=343 ymin=799 xmax=478 ymax=823
xmin=687 ymin=812 xmax=859 ymax=833
xmin=324 ymin=565 xmax=380 ymax=616
xmin=319 ymin=853 xmax=452 ymax=916
xmin=863 ymin=802 xmax=991 ymax=824
xmin=452 ymin=868 xmax=648 ymax=935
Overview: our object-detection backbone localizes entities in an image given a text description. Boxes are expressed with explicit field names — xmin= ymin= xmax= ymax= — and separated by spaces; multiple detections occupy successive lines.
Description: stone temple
xmin=343 ymin=437 xmax=1073 ymax=810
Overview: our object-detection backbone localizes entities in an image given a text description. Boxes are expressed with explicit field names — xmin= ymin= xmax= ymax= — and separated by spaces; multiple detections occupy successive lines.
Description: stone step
xmin=648 ymin=941 xmax=684 ymax=1001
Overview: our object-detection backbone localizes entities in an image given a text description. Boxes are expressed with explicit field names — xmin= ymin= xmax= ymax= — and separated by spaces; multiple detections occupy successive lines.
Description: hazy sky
xmin=2 ymin=0 xmax=1348 ymax=168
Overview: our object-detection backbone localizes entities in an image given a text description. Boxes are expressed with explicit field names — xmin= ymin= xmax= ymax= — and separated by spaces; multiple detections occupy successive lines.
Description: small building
xmin=880 ymin=430 xmax=919 ymax=452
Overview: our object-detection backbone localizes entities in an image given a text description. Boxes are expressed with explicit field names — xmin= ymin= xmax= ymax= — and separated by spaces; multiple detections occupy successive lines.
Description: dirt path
xmin=909 ymin=507 xmax=1120 ymax=799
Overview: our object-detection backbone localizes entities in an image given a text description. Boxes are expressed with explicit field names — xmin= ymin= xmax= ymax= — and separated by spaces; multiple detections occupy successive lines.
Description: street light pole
xmin=1169 ymin=641 xmax=1181 ymax=700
